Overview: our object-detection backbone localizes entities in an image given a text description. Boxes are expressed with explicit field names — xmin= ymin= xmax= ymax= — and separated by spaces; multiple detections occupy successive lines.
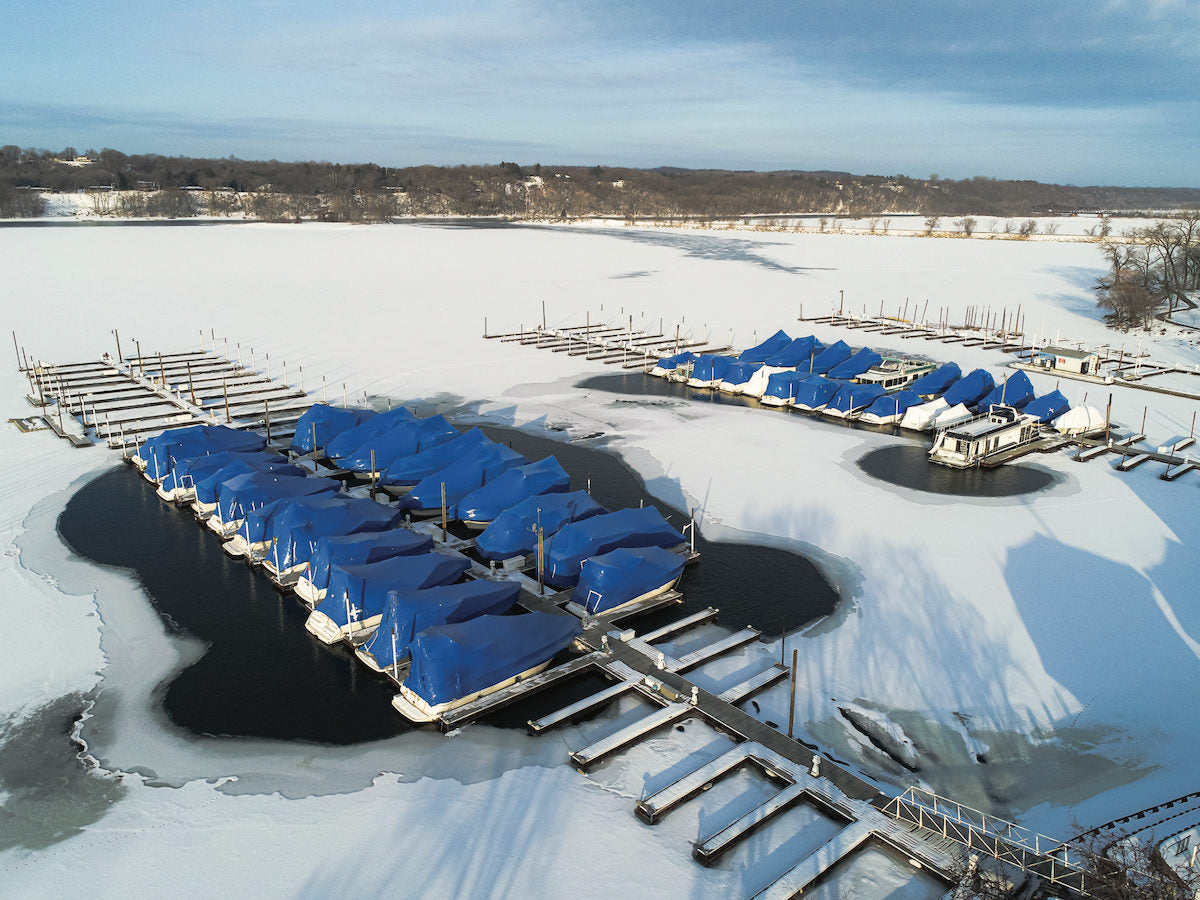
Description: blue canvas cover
xmin=824 ymin=382 xmax=886 ymax=415
xmin=572 ymin=546 xmax=687 ymax=614
xmin=544 ymin=506 xmax=686 ymax=588
xmin=909 ymin=362 xmax=962 ymax=397
xmin=978 ymin=370 xmax=1035 ymax=409
xmin=379 ymin=427 xmax=493 ymax=487
xmin=942 ymin=369 xmax=995 ymax=407
xmin=1022 ymin=390 xmax=1070 ymax=423
xmin=405 ymin=612 xmax=582 ymax=706
xmin=762 ymin=371 xmax=807 ymax=403
xmin=827 ymin=348 xmax=883 ymax=380
xmin=212 ymin=471 xmax=340 ymax=524
xmin=307 ymin=530 xmax=435 ymax=594
xmin=361 ymin=581 xmax=522 ymax=670
xmin=861 ymin=390 xmax=922 ymax=421
xmin=396 ymin=443 xmax=526 ymax=515
xmin=654 ymin=350 xmax=696 ymax=371
xmin=268 ymin=495 xmax=402 ymax=571
xmin=718 ymin=360 xmax=762 ymax=388
xmin=141 ymin=425 xmax=267 ymax=481
xmin=810 ymin=340 xmax=852 ymax=375
xmin=342 ymin=415 xmax=459 ymax=473
xmin=237 ymin=496 xmax=304 ymax=546
xmin=790 ymin=375 xmax=840 ymax=410
xmin=475 ymin=490 xmax=607 ymax=561
xmin=326 ymin=407 xmax=418 ymax=462
xmin=738 ymin=329 xmax=792 ymax=363
xmin=689 ymin=354 xmax=734 ymax=385
xmin=160 ymin=449 xmax=300 ymax=496
xmin=459 ymin=457 xmax=571 ymax=526
xmin=289 ymin=405 xmax=376 ymax=455
xmin=315 ymin=553 xmax=472 ymax=627
xmin=193 ymin=456 xmax=305 ymax=508
xmin=763 ymin=336 xmax=823 ymax=368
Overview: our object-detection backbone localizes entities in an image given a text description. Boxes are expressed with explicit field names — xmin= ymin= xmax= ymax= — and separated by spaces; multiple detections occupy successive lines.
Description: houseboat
xmin=929 ymin=405 xmax=1041 ymax=468
xmin=853 ymin=357 xmax=937 ymax=391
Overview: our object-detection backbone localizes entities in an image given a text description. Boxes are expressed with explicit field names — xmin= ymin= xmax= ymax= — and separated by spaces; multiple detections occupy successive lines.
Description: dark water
xmin=859 ymin=446 xmax=1058 ymax=496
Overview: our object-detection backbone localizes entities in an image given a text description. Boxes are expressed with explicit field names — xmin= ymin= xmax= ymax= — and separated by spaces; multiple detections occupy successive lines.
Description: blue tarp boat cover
xmin=826 ymin=347 xmax=882 ymax=381
xmin=361 ymin=581 xmax=522 ymax=670
xmin=824 ymin=382 xmax=886 ymax=415
xmin=810 ymin=340 xmax=853 ymax=375
xmin=790 ymin=375 xmax=840 ymax=410
xmin=909 ymin=362 xmax=962 ymax=397
xmin=290 ymin=405 xmax=376 ymax=455
xmin=762 ymin=371 xmax=808 ymax=403
xmin=475 ymin=490 xmax=607 ymax=561
xmin=342 ymin=415 xmax=459 ymax=473
xmin=459 ymin=456 xmax=571 ymax=526
xmin=405 ymin=612 xmax=582 ymax=706
xmin=942 ymin=368 xmax=995 ymax=407
xmin=268 ymin=496 xmax=402 ymax=571
xmin=238 ymin=495 xmax=307 ymax=546
xmin=307 ymin=530 xmax=436 ymax=593
xmin=763 ymin=335 xmax=823 ymax=368
xmin=396 ymin=443 xmax=527 ymax=515
xmin=738 ymin=329 xmax=792 ymax=364
xmin=160 ymin=449 xmax=300 ymax=496
xmin=141 ymin=425 xmax=267 ymax=481
xmin=572 ymin=546 xmax=687 ymax=614
xmin=719 ymin=360 xmax=763 ymax=388
xmin=653 ymin=350 xmax=696 ymax=371
xmin=379 ymin=427 xmax=493 ymax=487
xmin=689 ymin=354 xmax=734 ymax=385
xmin=545 ymin=506 xmax=686 ymax=588
xmin=212 ymin=471 xmax=340 ymax=523
xmin=315 ymin=553 xmax=472 ymax=627
xmin=978 ymin=370 xmax=1035 ymax=409
xmin=326 ymin=407 xmax=418 ymax=462
xmin=192 ymin=456 xmax=307 ymax=508
xmin=1023 ymin=389 xmax=1070 ymax=423
xmin=860 ymin=389 xmax=922 ymax=421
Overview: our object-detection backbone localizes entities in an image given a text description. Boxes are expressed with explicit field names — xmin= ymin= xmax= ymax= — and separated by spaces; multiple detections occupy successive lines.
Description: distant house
xmin=1034 ymin=346 xmax=1099 ymax=376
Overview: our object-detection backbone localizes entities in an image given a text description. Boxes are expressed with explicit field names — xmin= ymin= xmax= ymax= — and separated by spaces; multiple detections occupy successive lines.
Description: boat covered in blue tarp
xmin=761 ymin=370 xmax=808 ymax=405
xmin=475 ymin=490 xmax=607 ymax=561
xmin=572 ymin=546 xmax=687 ymax=615
xmin=400 ymin=612 xmax=582 ymax=714
xmin=211 ymin=471 xmax=340 ymax=526
xmin=395 ymin=443 xmax=527 ymax=515
xmin=159 ymin=449 xmax=300 ymax=500
xmin=909 ymin=362 xmax=962 ymax=398
xmin=1023 ymin=389 xmax=1070 ymax=423
xmin=459 ymin=457 xmax=571 ymax=527
xmin=236 ymin=495 xmax=310 ymax=550
xmin=545 ymin=507 xmax=686 ymax=588
xmin=810 ymin=340 xmax=852 ymax=375
xmin=341 ymin=415 xmax=459 ymax=474
xmin=738 ymin=330 xmax=792 ymax=364
xmin=266 ymin=496 xmax=403 ymax=573
xmin=826 ymin=347 xmax=882 ymax=381
xmin=325 ymin=407 xmax=418 ymax=462
xmin=717 ymin=360 xmax=762 ymax=392
xmin=859 ymin=390 xmax=922 ymax=425
xmin=191 ymin=456 xmax=310 ymax=510
xmin=357 ymin=581 xmax=522 ymax=673
xmin=650 ymin=350 xmax=696 ymax=377
xmin=790 ymin=375 xmax=840 ymax=411
xmin=378 ymin=427 xmax=493 ymax=488
xmin=139 ymin=425 xmax=267 ymax=482
xmin=763 ymin=335 xmax=823 ymax=368
xmin=313 ymin=553 xmax=472 ymax=630
xmin=978 ymin=370 xmax=1035 ymax=410
xmin=290 ymin=405 xmax=377 ymax=455
xmin=304 ymin=530 xmax=435 ymax=598
xmin=687 ymin=354 xmax=734 ymax=387
xmin=942 ymin=368 xmax=995 ymax=407
xmin=823 ymin=382 xmax=887 ymax=417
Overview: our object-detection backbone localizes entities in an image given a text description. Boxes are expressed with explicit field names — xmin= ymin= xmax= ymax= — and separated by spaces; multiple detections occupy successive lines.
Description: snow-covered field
xmin=2 ymin=221 xmax=1198 ymax=896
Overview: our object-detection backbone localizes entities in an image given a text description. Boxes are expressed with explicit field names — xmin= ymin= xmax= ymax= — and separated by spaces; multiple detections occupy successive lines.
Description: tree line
xmin=3 ymin=145 xmax=1200 ymax=222
xmin=1095 ymin=212 xmax=1200 ymax=329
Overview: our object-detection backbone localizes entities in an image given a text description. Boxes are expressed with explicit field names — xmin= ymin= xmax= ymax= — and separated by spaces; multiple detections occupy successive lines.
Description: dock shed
xmin=1034 ymin=346 xmax=1099 ymax=376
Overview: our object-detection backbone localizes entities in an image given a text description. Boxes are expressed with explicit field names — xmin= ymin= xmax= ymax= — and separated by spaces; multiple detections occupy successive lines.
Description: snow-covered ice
xmin=2 ymin=220 xmax=1198 ymax=895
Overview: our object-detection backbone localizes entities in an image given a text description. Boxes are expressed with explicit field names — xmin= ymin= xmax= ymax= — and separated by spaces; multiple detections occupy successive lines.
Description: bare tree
xmin=955 ymin=216 xmax=977 ymax=237
xmin=1019 ymin=218 xmax=1039 ymax=237
xmin=924 ymin=215 xmax=941 ymax=235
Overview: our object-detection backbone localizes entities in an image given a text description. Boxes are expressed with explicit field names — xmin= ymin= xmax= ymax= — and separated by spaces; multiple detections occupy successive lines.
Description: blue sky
xmin=3 ymin=0 xmax=1197 ymax=186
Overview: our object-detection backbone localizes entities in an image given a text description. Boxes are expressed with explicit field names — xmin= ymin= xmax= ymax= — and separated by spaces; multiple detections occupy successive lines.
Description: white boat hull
xmin=293 ymin=577 xmax=326 ymax=607
xmin=391 ymin=659 xmax=556 ymax=723
xmin=304 ymin=609 xmax=382 ymax=645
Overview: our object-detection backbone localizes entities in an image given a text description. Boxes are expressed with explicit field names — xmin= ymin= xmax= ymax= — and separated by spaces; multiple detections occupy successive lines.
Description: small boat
xmin=908 ymin=362 xmax=961 ymax=398
xmin=261 ymin=495 xmax=401 ymax=582
xmin=156 ymin=449 xmax=300 ymax=503
xmin=355 ymin=581 xmax=522 ymax=676
xmin=204 ymin=471 xmax=340 ymax=537
xmin=341 ymin=415 xmax=458 ymax=476
xmin=899 ymin=397 xmax=949 ymax=431
xmin=325 ymin=406 xmax=417 ymax=462
xmin=822 ymin=382 xmax=886 ymax=419
xmin=394 ymin=442 xmax=526 ymax=517
xmin=826 ymin=347 xmax=882 ymax=381
xmin=458 ymin=456 xmax=571 ymax=530
xmin=927 ymin=402 xmax=974 ymax=430
xmin=391 ymin=612 xmax=583 ymax=723
xmin=290 ymin=405 xmax=376 ymax=456
xmin=941 ymin=368 xmax=995 ymax=408
xmin=570 ymin=546 xmax=687 ymax=615
xmin=716 ymin=360 xmax=762 ymax=394
xmin=304 ymin=552 xmax=472 ymax=644
xmin=649 ymin=350 xmax=696 ymax=380
xmin=475 ymin=490 xmax=606 ymax=562
xmin=378 ymin=427 xmax=492 ymax=489
xmin=761 ymin=336 xmax=822 ymax=369
xmin=809 ymin=340 xmax=852 ymax=375
xmin=223 ymin=495 xmax=299 ymax=560
xmin=544 ymin=506 xmax=686 ymax=588
xmin=977 ymin=371 xmax=1035 ymax=410
xmin=736 ymin=329 xmax=793 ymax=364
xmin=136 ymin=424 xmax=266 ymax=484
xmin=1051 ymin=404 xmax=1106 ymax=436
xmin=853 ymin=357 xmax=936 ymax=391
xmin=858 ymin=390 xmax=922 ymax=426
xmin=1023 ymin=390 xmax=1071 ymax=423
xmin=759 ymin=371 xmax=806 ymax=407
xmin=686 ymin=354 xmax=734 ymax=388
xmin=790 ymin=375 xmax=839 ymax=412
xmin=295 ymin=529 xmax=435 ymax=606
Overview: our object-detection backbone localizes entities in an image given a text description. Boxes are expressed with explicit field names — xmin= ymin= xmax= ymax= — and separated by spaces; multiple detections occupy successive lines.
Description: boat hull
xmin=391 ymin=659 xmax=556 ymax=723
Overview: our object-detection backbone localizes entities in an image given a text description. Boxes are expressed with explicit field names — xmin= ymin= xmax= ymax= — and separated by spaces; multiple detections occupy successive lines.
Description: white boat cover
xmin=929 ymin=402 xmax=973 ymax=430
xmin=899 ymin=397 xmax=948 ymax=431
xmin=1053 ymin=404 xmax=1106 ymax=435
